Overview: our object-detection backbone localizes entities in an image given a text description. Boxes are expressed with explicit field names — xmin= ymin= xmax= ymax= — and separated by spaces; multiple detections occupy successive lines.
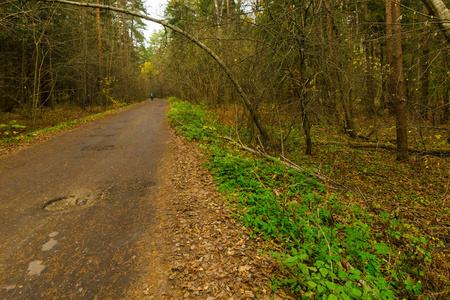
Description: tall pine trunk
xmin=95 ymin=0 xmax=102 ymax=104
xmin=386 ymin=0 xmax=408 ymax=160
xmin=420 ymin=5 xmax=430 ymax=120
xmin=385 ymin=0 xmax=395 ymax=114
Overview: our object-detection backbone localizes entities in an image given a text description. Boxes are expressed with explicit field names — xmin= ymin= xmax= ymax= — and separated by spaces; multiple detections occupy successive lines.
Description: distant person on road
xmin=150 ymin=93 xmax=154 ymax=101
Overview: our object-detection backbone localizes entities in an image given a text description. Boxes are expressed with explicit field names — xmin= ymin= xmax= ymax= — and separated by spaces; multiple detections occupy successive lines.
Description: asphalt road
xmin=0 ymin=100 xmax=170 ymax=299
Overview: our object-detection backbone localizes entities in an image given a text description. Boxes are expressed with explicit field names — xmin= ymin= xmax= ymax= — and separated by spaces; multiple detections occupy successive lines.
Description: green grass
xmin=168 ymin=98 xmax=440 ymax=299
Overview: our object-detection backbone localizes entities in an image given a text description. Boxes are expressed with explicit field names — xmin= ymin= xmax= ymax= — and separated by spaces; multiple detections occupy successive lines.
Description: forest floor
xmin=286 ymin=125 xmax=450 ymax=295
xmin=213 ymin=105 xmax=450 ymax=297
xmin=216 ymin=105 xmax=450 ymax=247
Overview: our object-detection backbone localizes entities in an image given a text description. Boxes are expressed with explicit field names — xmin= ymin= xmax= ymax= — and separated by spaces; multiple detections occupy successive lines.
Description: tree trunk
xmin=387 ymin=0 xmax=408 ymax=160
xmin=323 ymin=0 xmax=334 ymax=57
xmin=300 ymin=97 xmax=312 ymax=155
xmin=32 ymin=41 xmax=41 ymax=128
xmin=117 ymin=0 xmax=122 ymax=58
xmin=95 ymin=0 xmax=102 ymax=65
xmin=420 ymin=0 xmax=450 ymax=43
xmin=445 ymin=76 xmax=450 ymax=125
xmin=303 ymin=112 xmax=312 ymax=155
xmin=131 ymin=2 xmax=135 ymax=46
xmin=46 ymin=46 xmax=55 ymax=109
xmin=420 ymin=5 xmax=430 ymax=120
xmin=365 ymin=41 xmax=376 ymax=112
xmin=122 ymin=0 xmax=128 ymax=59
xmin=385 ymin=0 xmax=395 ymax=114
xmin=157 ymin=48 xmax=164 ymax=97
xmin=95 ymin=0 xmax=102 ymax=104
xmin=80 ymin=3 xmax=89 ymax=106
xmin=445 ymin=63 xmax=450 ymax=142
xmin=343 ymin=89 xmax=357 ymax=138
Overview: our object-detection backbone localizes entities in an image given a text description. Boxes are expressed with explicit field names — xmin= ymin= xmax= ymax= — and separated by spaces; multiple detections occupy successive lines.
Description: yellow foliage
xmin=101 ymin=76 xmax=123 ymax=105
xmin=141 ymin=61 xmax=157 ymax=77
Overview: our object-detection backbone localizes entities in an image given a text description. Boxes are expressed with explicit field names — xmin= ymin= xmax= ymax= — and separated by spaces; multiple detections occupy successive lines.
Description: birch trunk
xmin=421 ymin=0 xmax=450 ymax=43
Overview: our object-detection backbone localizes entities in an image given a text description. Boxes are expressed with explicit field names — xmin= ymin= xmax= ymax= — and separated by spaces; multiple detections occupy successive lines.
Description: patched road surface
xmin=0 ymin=100 xmax=170 ymax=299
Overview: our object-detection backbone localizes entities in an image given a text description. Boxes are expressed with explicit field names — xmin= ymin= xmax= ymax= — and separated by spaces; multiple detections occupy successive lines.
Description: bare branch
xmin=37 ymin=0 xmax=269 ymax=141
xmin=421 ymin=0 xmax=450 ymax=43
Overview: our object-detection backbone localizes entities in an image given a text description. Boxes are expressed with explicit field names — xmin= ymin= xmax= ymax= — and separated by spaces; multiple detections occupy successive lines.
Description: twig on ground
xmin=171 ymin=117 xmax=185 ymax=127
xmin=257 ymin=135 xmax=266 ymax=155
xmin=222 ymin=136 xmax=347 ymax=190
xmin=349 ymin=142 xmax=450 ymax=157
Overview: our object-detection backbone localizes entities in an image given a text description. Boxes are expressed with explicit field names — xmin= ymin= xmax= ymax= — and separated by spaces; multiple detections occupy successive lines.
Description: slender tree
xmin=386 ymin=0 xmax=408 ymax=160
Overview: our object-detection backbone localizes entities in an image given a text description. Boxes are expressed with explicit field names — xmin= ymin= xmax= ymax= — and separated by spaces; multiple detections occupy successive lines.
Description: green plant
xmin=168 ymin=100 xmax=439 ymax=299
xmin=0 ymin=120 xmax=26 ymax=137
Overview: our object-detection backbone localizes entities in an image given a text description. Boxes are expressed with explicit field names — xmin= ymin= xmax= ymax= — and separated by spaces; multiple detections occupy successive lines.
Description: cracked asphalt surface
xmin=0 ymin=100 xmax=170 ymax=299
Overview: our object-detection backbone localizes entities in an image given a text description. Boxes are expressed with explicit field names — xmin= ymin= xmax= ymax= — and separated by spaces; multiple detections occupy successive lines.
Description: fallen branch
xmin=419 ymin=126 xmax=449 ymax=130
xmin=222 ymin=136 xmax=346 ymax=190
xmin=349 ymin=142 xmax=450 ymax=157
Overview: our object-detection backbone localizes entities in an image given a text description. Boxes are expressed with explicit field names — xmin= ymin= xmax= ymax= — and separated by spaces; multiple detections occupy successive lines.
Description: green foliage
xmin=167 ymin=100 xmax=218 ymax=142
xmin=168 ymin=100 xmax=437 ymax=299
xmin=0 ymin=120 xmax=26 ymax=137
xmin=168 ymin=97 xmax=182 ymax=103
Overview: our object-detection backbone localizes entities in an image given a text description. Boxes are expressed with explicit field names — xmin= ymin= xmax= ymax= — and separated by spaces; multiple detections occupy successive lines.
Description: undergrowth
xmin=0 ymin=103 xmax=132 ymax=147
xmin=168 ymin=97 xmax=446 ymax=299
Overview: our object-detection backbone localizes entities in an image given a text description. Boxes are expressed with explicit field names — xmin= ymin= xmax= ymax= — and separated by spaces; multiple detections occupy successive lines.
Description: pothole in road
xmin=81 ymin=145 xmax=116 ymax=151
xmin=43 ymin=191 xmax=99 ymax=212
xmin=88 ymin=134 xmax=116 ymax=138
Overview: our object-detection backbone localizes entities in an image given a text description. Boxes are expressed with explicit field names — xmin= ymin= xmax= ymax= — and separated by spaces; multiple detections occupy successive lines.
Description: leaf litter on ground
xmin=167 ymin=98 xmax=450 ymax=299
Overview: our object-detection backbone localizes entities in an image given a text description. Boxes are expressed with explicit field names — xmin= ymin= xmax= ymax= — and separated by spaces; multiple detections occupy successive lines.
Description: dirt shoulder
xmin=130 ymin=128 xmax=287 ymax=299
